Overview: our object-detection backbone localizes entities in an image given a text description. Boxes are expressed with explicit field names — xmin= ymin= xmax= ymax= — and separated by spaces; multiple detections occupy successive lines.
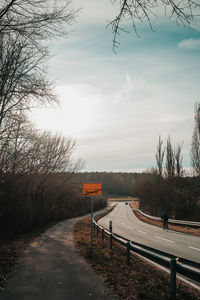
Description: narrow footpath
xmin=0 ymin=216 xmax=118 ymax=300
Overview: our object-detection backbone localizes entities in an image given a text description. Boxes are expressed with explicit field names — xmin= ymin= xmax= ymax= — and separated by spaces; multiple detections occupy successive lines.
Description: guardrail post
xmin=109 ymin=220 xmax=112 ymax=233
xmin=96 ymin=225 xmax=99 ymax=236
xmin=126 ymin=242 xmax=130 ymax=265
xmin=102 ymin=228 xmax=104 ymax=241
xmin=110 ymin=233 xmax=113 ymax=249
xmin=170 ymin=258 xmax=177 ymax=300
xmin=91 ymin=196 xmax=94 ymax=245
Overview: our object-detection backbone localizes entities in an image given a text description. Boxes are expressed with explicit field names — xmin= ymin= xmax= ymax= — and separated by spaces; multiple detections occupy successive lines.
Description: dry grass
xmin=74 ymin=216 xmax=200 ymax=300
xmin=133 ymin=210 xmax=200 ymax=237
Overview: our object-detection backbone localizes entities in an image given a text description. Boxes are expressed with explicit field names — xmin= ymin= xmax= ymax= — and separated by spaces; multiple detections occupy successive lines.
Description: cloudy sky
xmin=31 ymin=0 xmax=200 ymax=172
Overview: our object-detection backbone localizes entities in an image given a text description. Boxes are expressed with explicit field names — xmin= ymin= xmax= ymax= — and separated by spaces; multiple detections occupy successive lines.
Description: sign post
xmin=83 ymin=183 xmax=102 ymax=244
xmin=91 ymin=195 xmax=94 ymax=243
xmin=109 ymin=220 xmax=112 ymax=233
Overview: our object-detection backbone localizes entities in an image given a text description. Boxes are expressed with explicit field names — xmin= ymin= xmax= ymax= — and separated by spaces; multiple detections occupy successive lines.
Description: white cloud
xmin=178 ymin=38 xmax=200 ymax=49
xmin=73 ymin=0 xmax=119 ymax=24
xmin=30 ymin=4 xmax=200 ymax=172
xmin=30 ymin=84 xmax=105 ymax=138
xmin=32 ymin=62 xmax=196 ymax=171
xmin=190 ymin=18 xmax=200 ymax=33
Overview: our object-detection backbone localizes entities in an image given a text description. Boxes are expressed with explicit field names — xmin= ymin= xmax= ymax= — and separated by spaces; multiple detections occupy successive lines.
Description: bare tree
xmin=0 ymin=109 xmax=82 ymax=176
xmin=0 ymin=32 xmax=56 ymax=126
xmin=0 ymin=109 xmax=36 ymax=175
xmin=0 ymin=1 xmax=84 ymax=232
xmin=174 ymin=142 xmax=183 ymax=177
xmin=28 ymin=131 xmax=78 ymax=174
xmin=165 ymin=136 xmax=175 ymax=180
xmin=191 ymin=102 xmax=200 ymax=176
xmin=0 ymin=0 xmax=76 ymax=40
xmin=108 ymin=0 xmax=200 ymax=51
xmin=155 ymin=135 xmax=165 ymax=177
xmin=0 ymin=0 xmax=77 ymax=125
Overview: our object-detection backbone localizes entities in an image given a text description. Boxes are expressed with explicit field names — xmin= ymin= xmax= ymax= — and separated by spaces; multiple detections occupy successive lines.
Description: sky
xmin=31 ymin=0 xmax=200 ymax=173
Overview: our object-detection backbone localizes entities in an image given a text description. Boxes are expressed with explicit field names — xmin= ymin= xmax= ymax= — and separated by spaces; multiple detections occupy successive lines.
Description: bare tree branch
xmin=108 ymin=0 xmax=200 ymax=50
xmin=0 ymin=31 xmax=57 ymax=126
xmin=0 ymin=0 xmax=77 ymax=41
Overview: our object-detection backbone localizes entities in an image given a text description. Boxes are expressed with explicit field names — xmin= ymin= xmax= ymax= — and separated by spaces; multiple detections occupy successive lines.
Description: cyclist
xmin=161 ymin=211 xmax=168 ymax=230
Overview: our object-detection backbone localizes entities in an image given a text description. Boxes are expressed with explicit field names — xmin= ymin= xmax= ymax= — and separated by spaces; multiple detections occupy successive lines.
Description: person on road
xmin=161 ymin=211 xmax=168 ymax=230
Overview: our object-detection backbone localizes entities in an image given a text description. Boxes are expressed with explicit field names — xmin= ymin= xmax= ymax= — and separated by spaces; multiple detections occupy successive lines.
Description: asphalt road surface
xmin=0 ymin=216 xmax=118 ymax=300
xmin=98 ymin=203 xmax=200 ymax=263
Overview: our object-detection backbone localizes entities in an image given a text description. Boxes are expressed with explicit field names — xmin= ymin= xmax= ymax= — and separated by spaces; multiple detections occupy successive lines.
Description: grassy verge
xmin=132 ymin=209 xmax=200 ymax=237
xmin=74 ymin=216 xmax=200 ymax=300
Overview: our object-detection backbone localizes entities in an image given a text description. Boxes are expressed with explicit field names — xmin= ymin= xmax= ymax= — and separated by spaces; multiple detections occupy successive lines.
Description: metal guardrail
xmin=93 ymin=218 xmax=200 ymax=299
xmin=137 ymin=209 xmax=200 ymax=228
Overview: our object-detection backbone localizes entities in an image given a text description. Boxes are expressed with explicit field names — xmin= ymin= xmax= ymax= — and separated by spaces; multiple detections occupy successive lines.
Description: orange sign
xmin=83 ymin=183 xmax=102 ymax=196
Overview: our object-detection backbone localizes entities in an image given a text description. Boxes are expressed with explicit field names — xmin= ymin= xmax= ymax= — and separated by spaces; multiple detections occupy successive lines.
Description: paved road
xmin=0 ymin=216 xmax=118 ymax=300
xmin=98 ymin=203 xmax=200 ymax=263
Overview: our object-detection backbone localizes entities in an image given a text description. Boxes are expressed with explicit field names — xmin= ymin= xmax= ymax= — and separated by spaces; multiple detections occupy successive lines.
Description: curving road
xmin=98 ymin=203 xmax=200 ymax=263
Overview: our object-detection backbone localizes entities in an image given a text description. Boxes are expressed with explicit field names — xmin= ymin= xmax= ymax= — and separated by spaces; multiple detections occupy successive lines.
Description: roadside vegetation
xmin=132 ymin=104 xmax=200 ymax=221
xmin=76 ymin=103 xmax=200 ymax=223
xmin=133 ymin=209 xmax=200 ymax=237
xmin=75 ymin=169 xmax=200 ymax=222
xmin=76 ymin=102 xmax=200 ymax=223
xmin=0 ymin=0 xmax=84 ymax=240
xmin=74 ymin=215 xmax=200 ymax=300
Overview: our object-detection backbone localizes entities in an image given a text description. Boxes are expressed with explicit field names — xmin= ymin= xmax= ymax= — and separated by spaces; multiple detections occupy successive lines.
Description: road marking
xmin=155 ymin=236 xmax=175 ymax=243
xmin=137 ymin=230 xmax=148 ymax=235
xmin=188 ymin=246 xmax=200 ymax=252
xmin=127 ymin=225 xmax=135 ymax=229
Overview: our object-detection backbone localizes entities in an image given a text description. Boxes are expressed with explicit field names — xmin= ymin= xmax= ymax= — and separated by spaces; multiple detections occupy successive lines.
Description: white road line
xmin=155 ymin=236 xmax=175 ymax=243
xmin=188 ymin=246 xmax=200 ymax=252
xmin=137 ymin=230 xmax=148 ymax=235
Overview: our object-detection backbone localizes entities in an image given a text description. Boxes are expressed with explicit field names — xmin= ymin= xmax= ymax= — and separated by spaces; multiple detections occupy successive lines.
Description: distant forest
xmin=76 ymin=104 xmax=200 ymax=222
xmin=76 ymin=172 xmax=140 ymax=196
xmin=0 ymin=169 xmax=199 ymax=239
xmin=76 ymin=172 xmax=200 ymax=222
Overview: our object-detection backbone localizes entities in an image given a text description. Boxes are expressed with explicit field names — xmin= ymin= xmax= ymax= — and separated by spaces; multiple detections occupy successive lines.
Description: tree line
xmin=77 ymin=104 xmax=200 ymax=222
xmin=76 ymin=172 xmax=141 ymax=196
xmin=0 ymin=1 xmax=106 ymax=239
xmin=131 ymin=103 xmax=200 ymax=221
